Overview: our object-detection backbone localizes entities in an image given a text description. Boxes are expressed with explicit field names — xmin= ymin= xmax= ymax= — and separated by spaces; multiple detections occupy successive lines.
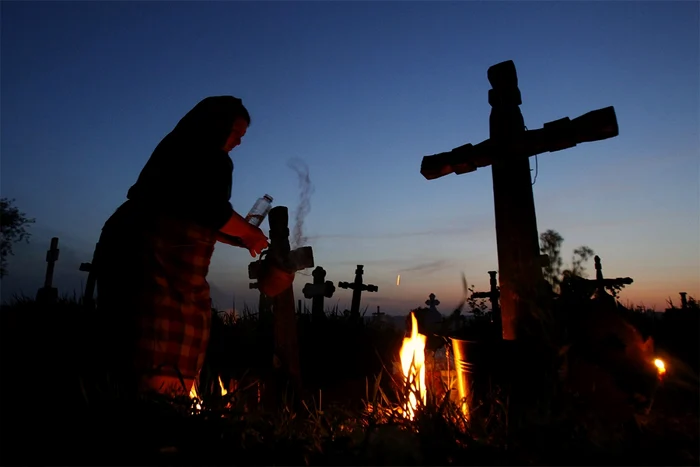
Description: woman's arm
xmin=219 ymin=210 xmax=251 ymax=237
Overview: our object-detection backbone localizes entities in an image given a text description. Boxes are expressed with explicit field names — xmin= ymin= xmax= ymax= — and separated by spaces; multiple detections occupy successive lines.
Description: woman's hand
xmin=239 ymin=223 xmax=269 ymax=257
xmin=219 ymin=211 xmax=269 ymax=257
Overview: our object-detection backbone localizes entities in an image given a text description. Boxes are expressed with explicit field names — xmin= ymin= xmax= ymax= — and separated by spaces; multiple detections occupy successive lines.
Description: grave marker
xmin=302 ymin=266 xmax=335 ymax=319
xmin=338 ymin=265 xmax=378 ymax=315
xmin=420 ymin=60 xmax=619 ymax=339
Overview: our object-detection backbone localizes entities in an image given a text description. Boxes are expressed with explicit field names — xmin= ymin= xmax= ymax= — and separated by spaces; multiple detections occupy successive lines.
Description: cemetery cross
xmin=420 ymin=60 xmax=619 ymax=340
xmin=470 ymin=270 xmax=501 ymax=325
xmin=302 ymin=266 xmax=336 ymax=319
xmin=338 ymin=265 xmax=378 ymax=315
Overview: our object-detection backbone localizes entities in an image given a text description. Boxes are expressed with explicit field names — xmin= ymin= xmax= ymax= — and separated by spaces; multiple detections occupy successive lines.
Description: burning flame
xmin=654 ymin=358 xmax=666 ymax=376
xmin=189 ymin=376 xmax=229 ymax=411
xmin=399 ymin=312 xmax=427 ymax=419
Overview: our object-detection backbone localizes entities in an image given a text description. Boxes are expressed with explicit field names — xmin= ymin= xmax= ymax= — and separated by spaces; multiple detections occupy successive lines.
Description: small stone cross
xmin=425 ymin=293 xmax=440 ymax=310
xmin=302 ymin=266 xmax=336 ymax=319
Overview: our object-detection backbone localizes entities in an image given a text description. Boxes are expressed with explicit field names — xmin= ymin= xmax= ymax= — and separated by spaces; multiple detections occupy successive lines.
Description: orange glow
xmin=399 ymin=312 xmax=427 ymax=419
xmin=654 ymin=358 xmax=666 ymax=376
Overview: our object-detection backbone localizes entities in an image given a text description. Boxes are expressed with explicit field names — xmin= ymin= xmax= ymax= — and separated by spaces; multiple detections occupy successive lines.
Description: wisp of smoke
xmin=287 ymin=158 xmax=314 ymax=249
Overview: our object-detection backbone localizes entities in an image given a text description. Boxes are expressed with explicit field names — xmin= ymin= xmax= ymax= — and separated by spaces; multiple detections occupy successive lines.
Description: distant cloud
xmin=306 ymin=225 xmax=491 ymax=241
xmin=328 ymin=257 xmax=456 ymax=273
xmin=397 ymin=259 xmax=453 ymax=275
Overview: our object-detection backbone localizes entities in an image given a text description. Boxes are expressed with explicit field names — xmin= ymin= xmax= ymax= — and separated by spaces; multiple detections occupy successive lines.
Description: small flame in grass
xmin=219 ymin=376 xmax=229 ymax=396
xmin=189 ymin=384 xmax=202 ymax=411
xmin=654 ymin=358 xmax=666 ymax=376
xmin=399 ymin=312 xmax=427 ymax=420
xmin=189 ymin=376 xmax=229 ymax=411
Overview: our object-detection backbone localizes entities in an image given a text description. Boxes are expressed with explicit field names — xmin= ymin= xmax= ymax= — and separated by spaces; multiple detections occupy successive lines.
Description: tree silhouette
xmin=540 ymin=229 xmax=595 ymax=295
xmin=540 ymin=229 xmax=564 ymax=292
xmin=569 ymin=246 xmax=595 ymax=278
xmin=0 ymin=198 xmax=35 ymax=278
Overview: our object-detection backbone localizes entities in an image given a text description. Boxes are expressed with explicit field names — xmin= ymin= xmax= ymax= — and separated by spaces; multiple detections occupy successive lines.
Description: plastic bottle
xmin=245 ymin=194 xmax=273 ymax=227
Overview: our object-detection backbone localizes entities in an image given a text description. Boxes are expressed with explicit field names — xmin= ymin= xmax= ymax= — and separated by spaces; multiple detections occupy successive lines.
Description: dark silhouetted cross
xmin=338 ymin=265 xmax=378 ymax=315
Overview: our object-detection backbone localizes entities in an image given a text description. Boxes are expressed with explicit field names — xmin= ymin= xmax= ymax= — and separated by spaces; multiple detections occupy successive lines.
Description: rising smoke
xmin=287 ymin=158 xmax=314 ymax=249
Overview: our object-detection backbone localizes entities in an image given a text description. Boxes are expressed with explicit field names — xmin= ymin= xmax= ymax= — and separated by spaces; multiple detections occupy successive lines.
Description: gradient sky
xmin=2 ymin=1 xmax=698 ymax=314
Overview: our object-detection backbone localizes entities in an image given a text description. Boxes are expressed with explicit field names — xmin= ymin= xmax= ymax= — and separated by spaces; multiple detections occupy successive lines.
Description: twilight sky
xmin=2 ymin=1 xmax=698 ymax=314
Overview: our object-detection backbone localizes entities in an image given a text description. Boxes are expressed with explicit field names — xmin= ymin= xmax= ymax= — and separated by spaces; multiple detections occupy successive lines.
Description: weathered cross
xmin=560 ymin=255 xmax=633 ymax=306
xmin=302 ymin=266 xmax=336 ymax=320
xmin=246 ymin=206 xmax=314 ymax=403
xmin=36 ymin=237 xmax=60 ymax=304
xmin=420 ymin=60 xmax=619 ymax=340
xmin=338 ymin=265 xmax=378 ymax=315
xmin=470 ymin=271 xmax=501 ymax=324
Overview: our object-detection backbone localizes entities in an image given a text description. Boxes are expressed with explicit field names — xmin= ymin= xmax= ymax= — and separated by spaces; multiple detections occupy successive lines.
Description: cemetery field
xmin=0 ymin=295 xmax=698 ymax=466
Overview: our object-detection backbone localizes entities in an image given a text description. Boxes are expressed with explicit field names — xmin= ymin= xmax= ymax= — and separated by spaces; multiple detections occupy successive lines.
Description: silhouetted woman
xmin=97 ymin=96 xmax=268 ymax=397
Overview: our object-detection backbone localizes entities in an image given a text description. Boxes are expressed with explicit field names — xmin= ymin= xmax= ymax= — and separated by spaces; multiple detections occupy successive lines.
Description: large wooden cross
xmin=302 ymin=266 xmax=336 ymax=319
xmin=420 ymin=60 xmax=619 ymax=340
xmin=338 ymin=265 xmax=378 ymax=315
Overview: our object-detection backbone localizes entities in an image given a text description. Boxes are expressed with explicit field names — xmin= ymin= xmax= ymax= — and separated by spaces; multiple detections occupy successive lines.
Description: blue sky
xmin=2 ymin=1 xmax=698 ymax=313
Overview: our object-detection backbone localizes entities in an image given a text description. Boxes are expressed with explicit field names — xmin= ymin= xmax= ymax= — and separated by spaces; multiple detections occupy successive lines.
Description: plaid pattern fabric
xmin=136 ymin=215 xmax=216 ymax=381
xmin=97 ymin=202 xmax=217 ymax=384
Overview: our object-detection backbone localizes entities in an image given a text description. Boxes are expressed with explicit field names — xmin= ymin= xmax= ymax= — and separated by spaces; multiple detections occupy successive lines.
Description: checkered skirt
xmin=98 ymin=202 xmax=217 ymax=383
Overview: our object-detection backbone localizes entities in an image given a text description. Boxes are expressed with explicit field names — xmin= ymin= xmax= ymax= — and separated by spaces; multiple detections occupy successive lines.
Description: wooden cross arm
xmin=365 ymin=284 xmax=379 ymax=293
xmin=337 ymin=281 xmax=353 ymax=290
xmin=323 ymin=281 xmax=336 ymax=298
xmin=248 ymin=246 xmax=314 ymax=280
xmin=421 ymin=106 xmax=619 ymax=180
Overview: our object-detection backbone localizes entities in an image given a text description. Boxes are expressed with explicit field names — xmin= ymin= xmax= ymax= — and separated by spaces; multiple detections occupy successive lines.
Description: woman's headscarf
xmin=165 ymin=95 xmax=250 ymax=150
xmin=125 ymin=96 xmax=250 ymax=209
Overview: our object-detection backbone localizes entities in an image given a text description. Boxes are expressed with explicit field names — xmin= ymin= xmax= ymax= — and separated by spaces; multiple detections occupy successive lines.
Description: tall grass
xmin=0 ymin=293 xmax=697 ymax=465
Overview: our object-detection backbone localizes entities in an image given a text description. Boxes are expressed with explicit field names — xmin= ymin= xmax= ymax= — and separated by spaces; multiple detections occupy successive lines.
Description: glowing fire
xmin=399 ymin=312 xmax=427 ymax=419
xmin=654 ymin=358 xmax=666 ymax=376
xmin=189 ymin=376 xmax=229 ymax=411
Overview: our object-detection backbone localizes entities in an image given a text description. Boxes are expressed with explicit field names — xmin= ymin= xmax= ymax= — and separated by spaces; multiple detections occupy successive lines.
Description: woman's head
xmin=170 ymin=96 xmax=251 ymax=151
